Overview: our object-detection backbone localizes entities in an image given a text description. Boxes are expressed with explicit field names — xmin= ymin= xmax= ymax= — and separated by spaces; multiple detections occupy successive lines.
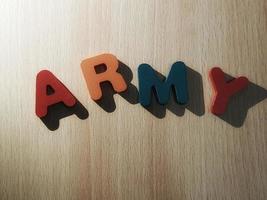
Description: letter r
xmin=81 ymin=54 xmax=127 ymax=100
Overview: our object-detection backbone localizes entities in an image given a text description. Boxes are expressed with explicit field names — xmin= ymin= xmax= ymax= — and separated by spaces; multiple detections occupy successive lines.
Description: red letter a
xmin=35 ymin=70 xmax=77 ymax=117
xmin=209 ymin=67 xmax=249 ymax=115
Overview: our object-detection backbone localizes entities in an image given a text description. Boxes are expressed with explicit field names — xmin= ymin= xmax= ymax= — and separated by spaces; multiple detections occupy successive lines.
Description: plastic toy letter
xmin=138 ymin=62 xmax=189 ymax=106
xmin=81 ymin=54 xmax=127 ymax=100
xmin=35 ymin=70 xmax=77 ymax=117
xmin=209 ymin=67 xmax=249 ymax=115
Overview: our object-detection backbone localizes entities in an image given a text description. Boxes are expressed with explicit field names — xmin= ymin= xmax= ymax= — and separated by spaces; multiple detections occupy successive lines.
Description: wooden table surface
xmin=0 ymin=0 xmax=266 ymax=199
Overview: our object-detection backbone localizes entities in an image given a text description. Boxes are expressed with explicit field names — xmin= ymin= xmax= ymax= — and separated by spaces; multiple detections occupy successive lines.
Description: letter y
xmin=209 ymin=67 xmax=249 ymax=115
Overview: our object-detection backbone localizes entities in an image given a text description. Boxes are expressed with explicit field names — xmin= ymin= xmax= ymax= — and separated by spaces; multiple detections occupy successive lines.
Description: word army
xmin=35 ymin=54 xmax=249 ymax=130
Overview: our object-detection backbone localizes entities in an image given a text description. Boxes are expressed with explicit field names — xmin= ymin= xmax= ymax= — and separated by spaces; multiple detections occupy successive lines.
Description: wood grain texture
xmin=0 ymin=0 xmax=266 ymax=199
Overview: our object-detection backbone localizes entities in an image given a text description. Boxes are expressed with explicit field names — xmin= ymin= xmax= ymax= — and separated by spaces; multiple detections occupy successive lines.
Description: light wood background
xmin=0 ymin=0 xmax=266 ymax=199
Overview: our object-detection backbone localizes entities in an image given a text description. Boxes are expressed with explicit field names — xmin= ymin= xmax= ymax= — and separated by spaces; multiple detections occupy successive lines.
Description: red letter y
xmin=209 ymin=67 xmax=249 ymax=115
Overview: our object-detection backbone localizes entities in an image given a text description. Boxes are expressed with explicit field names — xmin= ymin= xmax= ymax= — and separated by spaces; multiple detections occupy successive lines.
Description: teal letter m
xmin=138 ymin=62 xmax=189 ymax=106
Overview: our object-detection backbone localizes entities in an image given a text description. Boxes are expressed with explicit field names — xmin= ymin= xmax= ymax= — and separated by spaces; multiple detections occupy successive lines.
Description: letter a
xmin=81 ymin=54 xmax=127 ymax=100
xmin=35 ymin=70 xmax=77 ymax=117
xmin=209 ymin=67 xmax=249 ymax=115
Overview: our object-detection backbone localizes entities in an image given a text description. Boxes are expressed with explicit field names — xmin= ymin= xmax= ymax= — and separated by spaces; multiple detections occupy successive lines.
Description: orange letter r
xmin=81 ymin=54 xmax=127 ymax=100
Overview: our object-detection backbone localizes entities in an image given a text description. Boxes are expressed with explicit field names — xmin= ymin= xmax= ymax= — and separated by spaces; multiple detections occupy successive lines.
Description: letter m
xmin=138 ymin=62 xmax=189 ymax=106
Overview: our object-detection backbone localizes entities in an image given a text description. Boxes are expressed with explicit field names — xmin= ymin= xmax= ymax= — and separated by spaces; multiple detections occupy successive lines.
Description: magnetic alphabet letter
xmin=35 ymin=70 xmax=77 ymax=117
xmin=81 ymin=54 xmax=127 ymax=100
xmin=138 ymin=62 xmax=189 ymax=106
xmin=209 ymin=67 xmax=249 ymax=115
